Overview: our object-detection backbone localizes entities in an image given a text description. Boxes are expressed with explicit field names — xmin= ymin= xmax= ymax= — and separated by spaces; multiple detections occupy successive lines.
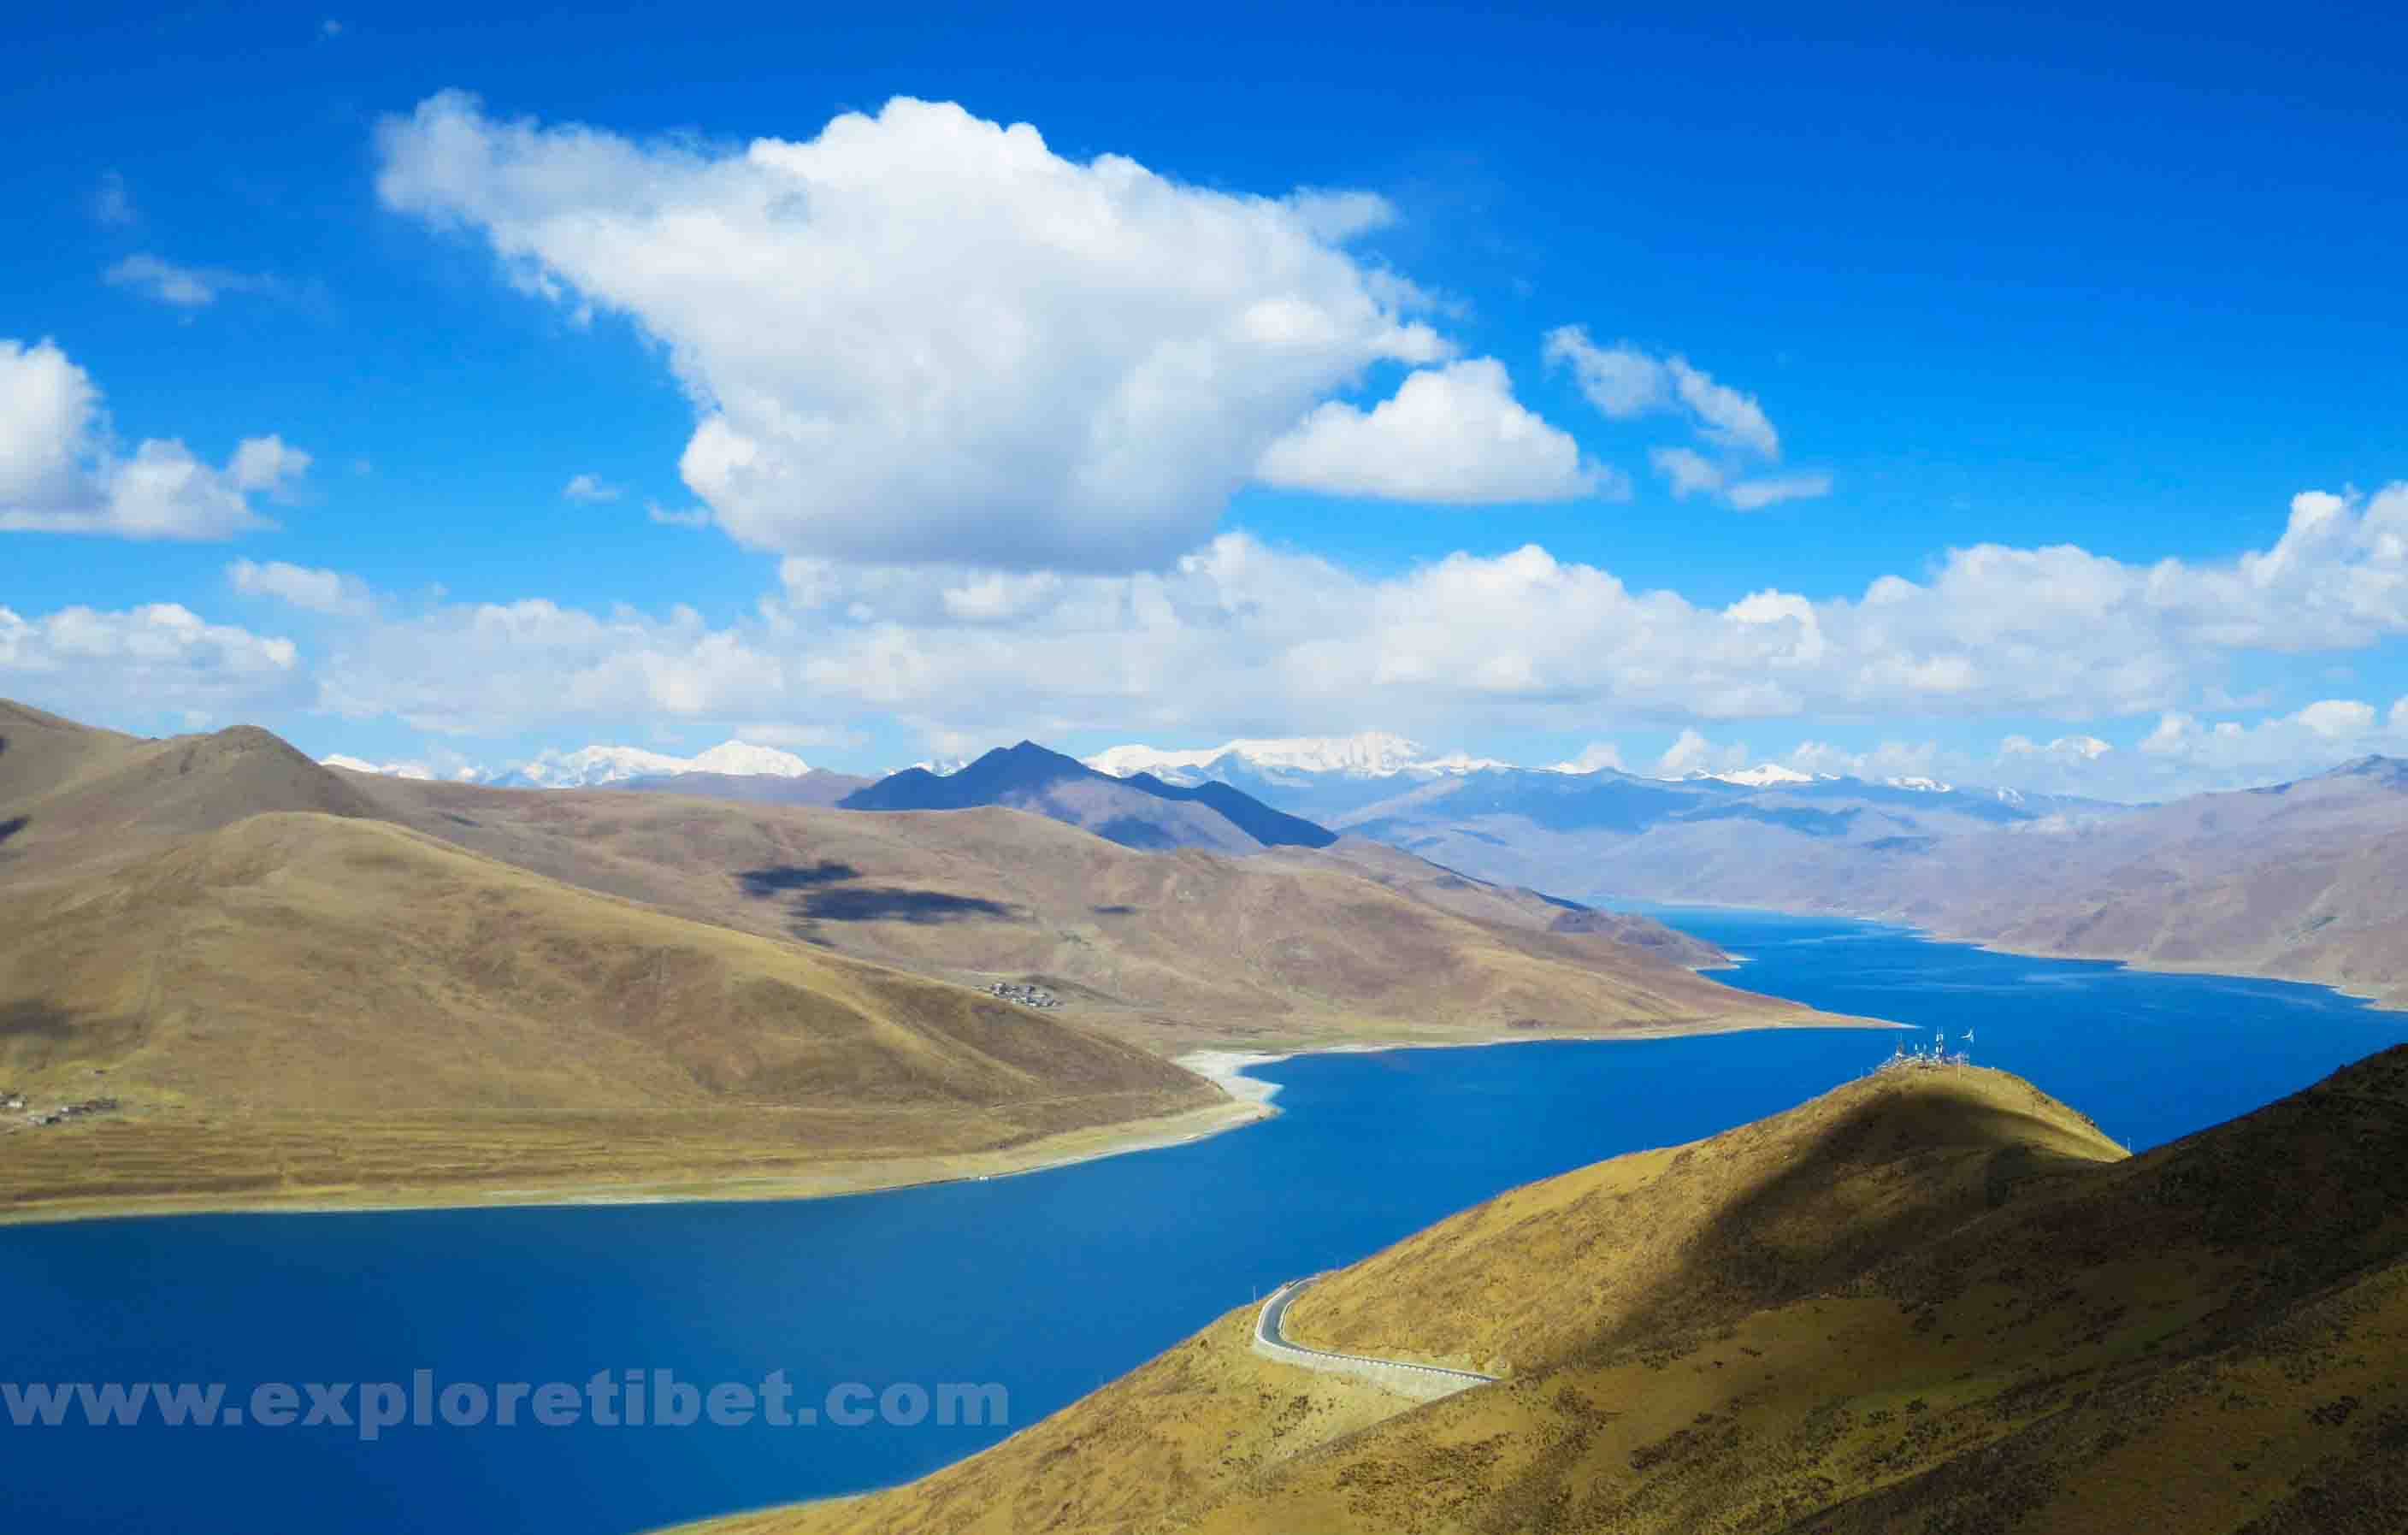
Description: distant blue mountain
xmin=841 ymin=741 xmax=1337 ymax=851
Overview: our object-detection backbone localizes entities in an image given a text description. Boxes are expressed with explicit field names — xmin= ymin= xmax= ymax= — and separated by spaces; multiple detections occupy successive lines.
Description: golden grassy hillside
xmin=356 ymin=777 xmax=1840 ymax=1055
xmin=0 ymin=706 xmax=1248 ymax=1219
xmin=3 ymin=700 xmax=1855 ymax=1219
xmin=0 ymin=811 xmax=1223 ymax=1220
xmin=681 ymin=1051 xmax=2408 ymax=1535
xmin=0 ymin=700 xmax=378 ymax=857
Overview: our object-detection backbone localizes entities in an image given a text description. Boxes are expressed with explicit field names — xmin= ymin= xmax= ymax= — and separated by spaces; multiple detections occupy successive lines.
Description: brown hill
xmin=1869 ymin=758 xmax=2408 ymax=1006
xmin=1278 ymin=836 xmax=1727 ymax=969
xmin=683 ymin=1050 xmax=2408 ymax=1535
xmin=610 ymin=769 xmax=875 ymax=808
xmin=0 ymin=702 xmax=377 ymax=861
xmin=349 ymin=776 xmax=1833 ymax=1056
xmin=5 ymin=700 xmax=1858 ymax=1219
xmin=0 ymin=808 xmax=1222 ymax=1221
xmin=0 ymin=706 xmax=1231 ymax=1219
xmin=1363 ymin=753 xmax=2408 ymax=1011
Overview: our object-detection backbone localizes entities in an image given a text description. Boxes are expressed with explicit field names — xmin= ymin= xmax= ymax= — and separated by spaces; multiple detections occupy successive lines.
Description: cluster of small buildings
xmin=986 ymin=982 xmax=1062 ymax=1010
xmin=11 ymin=1095 xmax=120 ymax=1128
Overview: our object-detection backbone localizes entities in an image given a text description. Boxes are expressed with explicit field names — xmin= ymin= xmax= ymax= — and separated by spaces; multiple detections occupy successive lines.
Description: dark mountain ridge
xmin=841 ymin=741 xmax=1337 ymax=851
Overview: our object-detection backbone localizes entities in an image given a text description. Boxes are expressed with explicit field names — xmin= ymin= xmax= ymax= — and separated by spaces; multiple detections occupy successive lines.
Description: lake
xmin=4 ymin=910 xmax=2402 ymax=1532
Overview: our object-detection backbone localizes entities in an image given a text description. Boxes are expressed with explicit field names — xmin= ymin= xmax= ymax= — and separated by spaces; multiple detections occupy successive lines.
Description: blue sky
xmin=4 ymin=1 xmax=2405 ymax=796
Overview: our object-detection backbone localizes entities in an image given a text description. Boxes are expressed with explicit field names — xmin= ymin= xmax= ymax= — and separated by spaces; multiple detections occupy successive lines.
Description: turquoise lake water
xmin=3 ymin=909 xmax=2402 ymax=1532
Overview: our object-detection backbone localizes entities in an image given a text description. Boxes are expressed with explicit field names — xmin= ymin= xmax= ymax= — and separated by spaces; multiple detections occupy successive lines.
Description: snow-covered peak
xmin=500 ymin=740 xmax=810 ymax=788
xmin=1886 ymin=775 xmax=1954 ymax=793
xmin=906 ymin=756 xmax=972 ymax=777
xmin=685 ymin=741 xmax=812 ymax=777
xmin=1690 ymin=763 xmax=1815 ymax=788
xmin=1417 ymin=748 xmax=1516 ymax=775
xmin=322 ymin=754 xmax=434 ymax=781
xmin=505 ymin=744 xmax=697 ymax=788
xmin=1084 ymin=731 xmax=1500 ymax=782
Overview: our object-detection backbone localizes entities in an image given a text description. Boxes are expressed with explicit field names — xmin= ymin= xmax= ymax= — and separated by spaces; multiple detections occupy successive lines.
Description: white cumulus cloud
xmin=1254 ymin=358 xmax=1618 ymax=503
xmin=375 ymin=92 xmax=1450 ymax=570
xmin=0 ymin=339 xmax=307 ymax=540
xmin=273 ymin=480 xmax=2408 ymax=748
xmin=0 ymin=602 xmax=302 ymax=717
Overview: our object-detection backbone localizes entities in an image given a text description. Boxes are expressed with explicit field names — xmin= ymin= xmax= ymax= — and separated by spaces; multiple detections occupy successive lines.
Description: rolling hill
xmin=4 ymin=700 xmax=1859 ymax=1218
xmin=1313 ymin=761 xmax=2128 ymax=900
xmin=680 ymin=1047 xmax=2408 ymax=1535
xmin=1838 ymin=754 xmax=2408 ymax=1006
xmin=349 ymin=774 xmax=1819 ymax=1057
xmin=1213 ymin=746 xmax=2408 ymax=1011
xmin=610 ymin=768 xmax=874 ymax=808
xmin=0 ymin=705 xmax=1228 ymax=1219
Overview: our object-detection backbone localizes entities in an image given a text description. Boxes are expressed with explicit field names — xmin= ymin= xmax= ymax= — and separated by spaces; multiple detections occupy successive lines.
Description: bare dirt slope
xmin=1876 ymin=758 xmax=2408 ymax=1006
xmin=355 ymin=776 xmax=1838 ymax=1055
xmin=682 ymin=1049 xmax=2408 ymax=1535
xmin=1366 ymin=753 xmax=2408 ymax=1011
xmin=3 ymin=701 xmax=1856 ymax=1218
xmin=0 ymin=708 xmax=1226 ymax=1218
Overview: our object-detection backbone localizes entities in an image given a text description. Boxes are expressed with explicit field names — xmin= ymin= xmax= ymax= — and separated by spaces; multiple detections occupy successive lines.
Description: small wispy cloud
xmin=93 ymin=170 xmax=136 ymax=227
xmin=103 ymin=253 xmax=283 ymax=310
xmin=562 ymin=472 xmax=624 ymax=503
xmin=321 ymin=18 xmax=344 ymax=38
xmin=1725 ymin=474 xmax=1834 ymax=512
xmin=1648 ymin=448 xmax=1833 ymax=513
xmin=646 ymin=499 xmax=711 ymax=528
xmin=1549 ymin=325 xmax=1832 ymax=512
xmin=227 ymin=558 xmax=375 ymax=617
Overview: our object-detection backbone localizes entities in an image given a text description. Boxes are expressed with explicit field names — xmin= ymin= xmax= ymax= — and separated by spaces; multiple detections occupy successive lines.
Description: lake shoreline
xmin=1606 ymin=895 xmax=2403 ymax=1013
xmin=0 ymin=1012 xmax=1887 ymax=1231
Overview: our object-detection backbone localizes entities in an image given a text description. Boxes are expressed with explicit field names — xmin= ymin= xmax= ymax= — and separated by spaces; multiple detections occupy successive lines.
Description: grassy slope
xmin=0 ymin=709 xmax=1232 ymax=1218
xmin=682 ymin=1052 xmax=2408 ymax=1535
xmin=0 ymin=810 xmax=1221 ymax=1219
xmin=3 ymin=700 xmax=1853 ymax=1218
xmin=357 ymin=777 xmax=1837 ymax=1056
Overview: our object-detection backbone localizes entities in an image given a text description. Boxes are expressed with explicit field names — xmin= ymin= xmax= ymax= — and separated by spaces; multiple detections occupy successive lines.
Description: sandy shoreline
xmin=4 ymin=1012 xmax=1890 ymax=1230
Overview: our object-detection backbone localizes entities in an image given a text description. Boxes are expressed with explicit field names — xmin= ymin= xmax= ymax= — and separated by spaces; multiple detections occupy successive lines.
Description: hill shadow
xmin=799 ymin=888 xmax=1016 ymax=924
xmin=0 ymin=815 xmax=27 ymax=849
xmin=0 ymin=1000 xmax=74 ymax=1044
xmin=736 ymin=861 xmax=862 ymax=897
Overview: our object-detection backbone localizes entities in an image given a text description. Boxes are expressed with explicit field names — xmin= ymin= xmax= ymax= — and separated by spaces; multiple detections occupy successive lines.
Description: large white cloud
xmin=0 ymin=602 xmax=302 ymax=717
xmin=1254 ymin=358 xmax=1618 ymax=503
xmin=29 ymin=481 xmax=2407 ymax=802
xmin=0 ymin=339 xmax=307 ymax=539
xmin=313 ymin=597 xmax=792 ymax=735
xmin=257 ymin=481 xmax=2407 ymax=748
xmin=375 ymin=92 xmax=1454 ymax=570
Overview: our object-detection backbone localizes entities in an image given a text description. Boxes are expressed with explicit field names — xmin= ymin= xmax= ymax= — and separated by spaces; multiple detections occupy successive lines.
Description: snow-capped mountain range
xmin=322 ymin=740 xmax=813 ymax=788
xmin=316 ymin=728 xmax=2006 ymax=806
xmin=496 ymin=740 xmax=814 ymax=788
xmin=1084 ymin=732 xmax=1512 ymax=782
xmin=1691 ymin=763 xmax=1817 ymax=788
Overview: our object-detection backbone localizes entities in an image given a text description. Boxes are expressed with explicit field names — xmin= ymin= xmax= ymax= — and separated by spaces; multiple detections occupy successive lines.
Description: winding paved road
xmin=1252 ymin=1275 xmax=1499 ymax=1399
